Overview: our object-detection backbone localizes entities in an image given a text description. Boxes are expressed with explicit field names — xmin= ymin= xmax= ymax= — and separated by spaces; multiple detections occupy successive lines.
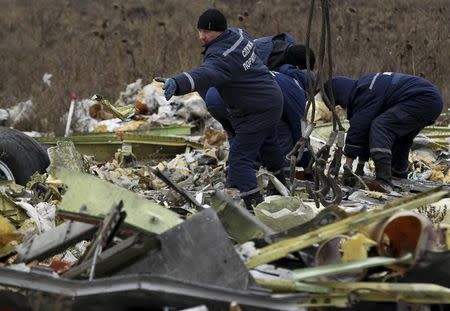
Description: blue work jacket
xmin=331 ymin=72 xmax=443 ymax=159
xmin=173 ymin=28 xmax=283 ymax=133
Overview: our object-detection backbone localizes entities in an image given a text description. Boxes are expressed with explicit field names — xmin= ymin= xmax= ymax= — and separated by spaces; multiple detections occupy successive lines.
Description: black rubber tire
xmin=0 ymin=127 xmax=50 ymax=186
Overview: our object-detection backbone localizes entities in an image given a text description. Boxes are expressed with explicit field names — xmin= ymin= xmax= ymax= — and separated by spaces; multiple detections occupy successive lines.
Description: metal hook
xmin=313 ymin=158 xmax=330 ymax=193
xmin=318 ymin=176 xmax=343 ymax=207
xmin=306 ymin=182 xmax=321 ymax=209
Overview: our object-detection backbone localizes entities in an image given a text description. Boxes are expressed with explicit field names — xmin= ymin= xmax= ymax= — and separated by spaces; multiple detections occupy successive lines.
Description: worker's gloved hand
xmin=154 ymin=77 xmax=177 ymax=101
xmin=342 ymin=164 xmax=357 ymax=187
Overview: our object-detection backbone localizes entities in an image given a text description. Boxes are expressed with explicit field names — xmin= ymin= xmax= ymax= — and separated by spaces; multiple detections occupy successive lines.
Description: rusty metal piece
xmin=309 ymin=129 xmax=345 ymax=207
xmin=375 ymin=211 xmax=435 ymax=271
xmin=306 ymin=182 xmax=320 ymax=209
xmin=312 ymin=158 xmax=330 ymax=194
xmin=310 ymin=155 xmax=343 ymax=207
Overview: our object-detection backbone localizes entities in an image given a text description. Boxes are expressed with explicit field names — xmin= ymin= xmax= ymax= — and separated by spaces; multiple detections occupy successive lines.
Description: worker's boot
xmin=374 ymin=162 xmax=394 ymax=192
xmin=242 ymin=191 xmax=264 ymax=213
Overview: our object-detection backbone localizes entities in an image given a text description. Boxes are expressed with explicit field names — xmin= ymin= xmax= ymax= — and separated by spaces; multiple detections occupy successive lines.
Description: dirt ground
xmin=0 ymin=0 xmax=448 ymax=134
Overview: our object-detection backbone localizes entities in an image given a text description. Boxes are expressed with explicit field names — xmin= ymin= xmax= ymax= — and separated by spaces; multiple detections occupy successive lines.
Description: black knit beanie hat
xmin=285 ymin=45 xmax=316 ymax=70
xmin=197 ymin=9 xmax=227 ymax=31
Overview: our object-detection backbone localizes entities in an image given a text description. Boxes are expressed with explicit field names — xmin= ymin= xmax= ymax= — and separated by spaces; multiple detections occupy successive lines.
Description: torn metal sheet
xmin=116 ymin=208 xmax=258 ymax=291
xmin=78 ymin=201 xmax=125 ymax=271
xmin=47 ymin=140 xmax=86 ymax=177
xmin=0 ymin=269 xmax=308 ymax=311
xmin=246 ymin=188 xmax=448 ymax=269
xmin=38 ymin=131 xmax=202 ymax=162
xmin=254 ymin=206 xmax=348 ymax=246
xmin=210 ymin=191 xmax=274 ymax=244
xmin=92 ymin=94 xmax=136 ymax=120
xmin=56 ymin=168 xmax=182 ymax=234
xmin=257 ymin=170 xmax=289 ymax=197
xmin=38 ymin=124 xmax=193 ymax=143
xmin=15 ymin=221 xmax=96 ymax=263
xmin=63 ymin=233 xmax=159 ymax=279
xmin=0 ymin=193 xmax=28 ymax=226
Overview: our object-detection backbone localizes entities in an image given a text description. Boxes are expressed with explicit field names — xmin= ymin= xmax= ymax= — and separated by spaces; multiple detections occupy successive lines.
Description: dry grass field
xmin=0 ymin=0 xmax=448 ymax=134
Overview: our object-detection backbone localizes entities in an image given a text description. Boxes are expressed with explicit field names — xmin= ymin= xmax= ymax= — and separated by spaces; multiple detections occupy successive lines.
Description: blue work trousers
xmin=370 ymin=98 xmax=441 ymax=174
xmin=227 ymin=126 xmax=285 ymax=195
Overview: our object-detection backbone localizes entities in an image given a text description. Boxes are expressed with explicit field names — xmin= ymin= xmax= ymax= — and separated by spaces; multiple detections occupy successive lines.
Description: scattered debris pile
xmin=1 ymin=81 xmax=450 ymax=310
xmin=1 ymin=133 xmax=450 ymax=310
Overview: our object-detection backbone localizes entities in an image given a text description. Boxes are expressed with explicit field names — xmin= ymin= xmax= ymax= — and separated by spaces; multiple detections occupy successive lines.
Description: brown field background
xmin=0 ymin=0 xmax=448 ymax=135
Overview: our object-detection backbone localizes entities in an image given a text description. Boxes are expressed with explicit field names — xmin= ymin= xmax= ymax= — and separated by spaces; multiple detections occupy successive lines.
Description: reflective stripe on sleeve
xmin=183 ymin=72 xmax=195 ymax=91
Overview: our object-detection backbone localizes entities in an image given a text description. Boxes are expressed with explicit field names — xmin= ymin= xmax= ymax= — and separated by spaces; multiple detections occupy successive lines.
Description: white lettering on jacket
xmin=241 ymin=41 xmax=254 ymax=58
xmin=242 ymin=50 xmax=257 ymax=71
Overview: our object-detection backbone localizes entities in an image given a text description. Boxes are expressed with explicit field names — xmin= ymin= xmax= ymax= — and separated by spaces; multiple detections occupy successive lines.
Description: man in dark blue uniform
xmin=205 ymin=67 xmax=310 ymax=165
xmin=155 ymin=9 xmax=286 ymax=209
xmin=205 ymin=36 xmax=316 ymax=172
xmin=326 ymin=72 xmax=443 ymax=190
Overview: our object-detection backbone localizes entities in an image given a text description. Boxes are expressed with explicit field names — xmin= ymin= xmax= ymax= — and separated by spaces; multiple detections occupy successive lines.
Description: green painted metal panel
xmin=57 ymin=168 xmax=182 ymax=234
xmin=37 ymin=128 xmax=203 ymax=162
